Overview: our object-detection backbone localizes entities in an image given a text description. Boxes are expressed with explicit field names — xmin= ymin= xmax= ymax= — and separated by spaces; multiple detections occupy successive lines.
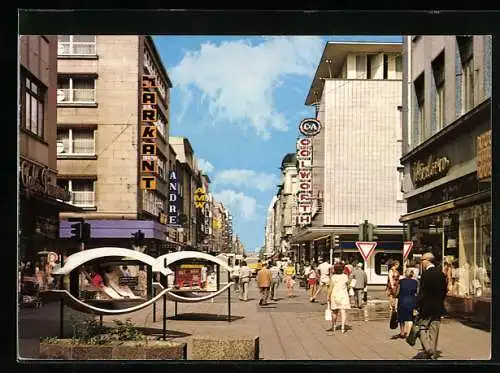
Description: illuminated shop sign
xmin=140 ymin=75 xmax=159 ymax=191
xmin=477 ymin=130 xmax=491 ymax=181
xmin=194 ymin=187 xmax=207 ymax=208
xmin=20 ymin=159 xmax=71 ymax=201
xmin=299 ymin=118 xmax=322 ymax=137
xmin=168 ymin=171 xmax=180 ymax=226
xmin=411 ymin=155 xmax=450 ymax=186
xmin=296 ymin=137 xmax=313 ymax=226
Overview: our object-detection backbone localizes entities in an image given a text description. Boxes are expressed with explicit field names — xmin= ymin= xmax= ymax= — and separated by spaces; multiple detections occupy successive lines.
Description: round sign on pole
xmin=299 ymin=118 xmax=322 ymax=137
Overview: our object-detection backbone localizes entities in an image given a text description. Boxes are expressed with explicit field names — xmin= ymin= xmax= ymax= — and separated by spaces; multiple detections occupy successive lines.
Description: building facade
xmin=56 ymin=35 xmax=173 ymax=256
xmin=19 ymin=35 xmax=76 ymax=265
xmin=291 ymin=42 xmax=406 ymax=268
xmin=264 ymin=196 xmax=277 ymax=256
xmin=399 ymin=36 xmax=491 ymax=318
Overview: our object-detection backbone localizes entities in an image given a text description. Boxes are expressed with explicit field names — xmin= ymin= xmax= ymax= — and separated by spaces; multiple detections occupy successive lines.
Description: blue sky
xmin=153 ymin=35 xmax=402 ymax=253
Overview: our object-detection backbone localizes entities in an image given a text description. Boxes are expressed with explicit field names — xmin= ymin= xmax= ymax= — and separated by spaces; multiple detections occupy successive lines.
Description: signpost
xmin=403 ymin=241 xmax=414 ymax=259
xmin=355 ymin=241 xmax=377 ymax=262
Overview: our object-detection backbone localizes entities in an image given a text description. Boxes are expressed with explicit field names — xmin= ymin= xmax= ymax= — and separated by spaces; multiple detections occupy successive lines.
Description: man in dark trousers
xmin=414 ymin=252 xmax=447 ymax=360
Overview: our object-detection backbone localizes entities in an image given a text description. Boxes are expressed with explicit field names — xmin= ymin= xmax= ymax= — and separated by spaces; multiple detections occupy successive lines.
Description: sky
xmin=153 ymin=35 xmax=402 ymax=253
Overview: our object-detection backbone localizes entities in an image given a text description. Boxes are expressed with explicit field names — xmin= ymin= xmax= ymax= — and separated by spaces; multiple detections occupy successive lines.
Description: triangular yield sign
xmin=355 ymin=242 xmax=377 ymax=261
xmin=403 ymin=241 xmax=414 ymax=259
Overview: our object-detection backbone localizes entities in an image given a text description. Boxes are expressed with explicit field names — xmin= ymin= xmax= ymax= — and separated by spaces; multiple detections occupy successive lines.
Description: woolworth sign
xmin=299 ymin=118 xmax=322 ymax=137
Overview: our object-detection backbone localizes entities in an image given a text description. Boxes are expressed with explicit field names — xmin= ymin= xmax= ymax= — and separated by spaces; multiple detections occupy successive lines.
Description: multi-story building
xmin=291 ymin=41 xmax=406 ymax=272
xmin=19 ymin=35 xmax=76 ymax=264
xmin=264 ymin=196 xmax=277 ymax=256
xmin=170 ymin=136 xmax=199 ymax=248
xmin=212 ymin=201 xmax=226 ymax=253
xmin=56 ymin=35 xmax=173 ymax=256
xmin=399 ymin=36 xmax=491 ymax=323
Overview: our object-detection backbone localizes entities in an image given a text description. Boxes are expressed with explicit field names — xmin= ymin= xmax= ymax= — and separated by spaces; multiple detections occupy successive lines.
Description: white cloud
xmin=170 ymin=36 xmax=324 ymax=139
xmin=212 ymin=189 xmax=259 ymax=220
xmin=197 ymin=158 xmax=215 ymax=174
xmin=215 ymin=169 xmax=279 ymax=192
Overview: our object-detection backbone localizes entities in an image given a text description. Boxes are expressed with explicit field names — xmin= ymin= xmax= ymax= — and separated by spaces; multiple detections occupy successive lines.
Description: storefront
xmin=400 ymin=99 xmax=491 ymax=326
xmin=19 ymin=158 xmax=78 ymax=271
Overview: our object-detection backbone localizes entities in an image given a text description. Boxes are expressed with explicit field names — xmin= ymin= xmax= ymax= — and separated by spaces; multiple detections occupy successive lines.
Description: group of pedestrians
xmin=387 ymin=252 xmax=448 ymax=360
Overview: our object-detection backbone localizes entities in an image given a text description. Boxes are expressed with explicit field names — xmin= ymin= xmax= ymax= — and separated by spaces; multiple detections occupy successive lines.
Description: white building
xmin=291 ymin=41 xmax=406 ymax=264
xmin=264 ymin=196 xmax=277 ymax=255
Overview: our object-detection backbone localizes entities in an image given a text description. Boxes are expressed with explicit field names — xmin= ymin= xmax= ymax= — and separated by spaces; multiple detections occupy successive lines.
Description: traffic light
xmin=82 ymin=223 xmax=91 ymax=244
xmin=70 ymin=222 xmax=82 ymax=240
xmin=367 ymin=223 xmax=377 ymax=241
xmin=132 ymin=230 xmax=145 ymax=247
xmin=358 ymin=223 xmax=366 ymax=241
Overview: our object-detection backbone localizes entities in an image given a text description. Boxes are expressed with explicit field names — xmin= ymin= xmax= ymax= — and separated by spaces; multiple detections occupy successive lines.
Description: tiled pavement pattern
xmin=18 ymin=281 xmax=490 ymax=360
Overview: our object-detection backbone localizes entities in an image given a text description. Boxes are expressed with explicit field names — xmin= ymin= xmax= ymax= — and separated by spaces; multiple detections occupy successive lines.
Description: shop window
xmin=21 ymin=70 xmax=46 ymax=138
xmin=374 ymin=252 xmax=403 ymax=276
xmin=57 ymin=128 xmax=95 ymax=156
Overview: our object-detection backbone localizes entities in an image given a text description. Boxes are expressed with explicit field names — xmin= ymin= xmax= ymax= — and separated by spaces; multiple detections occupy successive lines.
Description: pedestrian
xmin=284 ymin=262 xmax=296 ymax=297
xmin=327 ymin=262 xmax=351 ymax=333
xmin=351 ymin=262 xmax=368 ymax=308
xmin=239 ymin=260 xmax=252 ymax=301
xmin=232 ymin=260 xmax=241 ymax=292
xmin=256 ymin=262 xmax=272 ymax=306
xmin=311 ymin=256 xmax=332 ymax=303
xmin=413 ymin=252 xmax=447 ymax=360
xmin=386 ymin=259 xmax=401 ymax=313
xmin=395 ymin=268 xmax=418 ymax=339
xmin=269 ymin=262 xmax=281 ymax=301
xmin=306 ymin=263 xmax=319 ymax=300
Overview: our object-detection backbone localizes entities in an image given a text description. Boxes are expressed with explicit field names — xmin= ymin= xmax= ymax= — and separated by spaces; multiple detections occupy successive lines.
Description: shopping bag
xmin=324 ymin=308 xmax=332 ymax=321
xmin=389 ymin=310 xmax=398 ymax=330
xmin=406 ymin=319 xmax=421 ymax=346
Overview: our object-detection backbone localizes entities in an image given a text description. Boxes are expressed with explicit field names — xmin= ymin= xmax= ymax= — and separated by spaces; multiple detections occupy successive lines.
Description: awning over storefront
xmin=399 ymin=190 xmax=490 ymax=223
xmin=23 ymin=192 xmax=82 ymax=212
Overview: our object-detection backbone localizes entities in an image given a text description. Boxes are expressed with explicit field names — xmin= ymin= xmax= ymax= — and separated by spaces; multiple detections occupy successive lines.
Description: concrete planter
xmin=40 ymin=340 xmax=187 ymax=360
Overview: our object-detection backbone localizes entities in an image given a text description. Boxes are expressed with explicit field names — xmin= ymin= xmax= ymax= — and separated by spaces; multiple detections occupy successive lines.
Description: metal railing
xmin=57 ymin=89 xmax=96 ymax=103
xmin=58 ymin=42 xmax=96 ymax=56
xmin=71 ymin=191 xmax=95 ymax=208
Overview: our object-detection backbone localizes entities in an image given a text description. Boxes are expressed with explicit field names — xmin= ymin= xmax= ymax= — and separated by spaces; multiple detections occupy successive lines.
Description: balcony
xmin=71 ymin=191 xmax=95 ymax=208
xmin=57 ymin=89 xmax=96 ymax=104
xmin=58 ymin=42 xmax=97 ymax=56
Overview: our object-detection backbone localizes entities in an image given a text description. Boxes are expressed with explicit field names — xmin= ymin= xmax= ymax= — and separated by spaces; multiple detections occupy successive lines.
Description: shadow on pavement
xmin=167 ymin=313 xmax=245 ymax=322
xmin=137 ymin=327 xmax=191 ymax=339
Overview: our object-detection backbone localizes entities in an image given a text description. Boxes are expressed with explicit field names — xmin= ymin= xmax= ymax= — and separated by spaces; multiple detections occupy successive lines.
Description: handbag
xmin=389 ymin=310 xmax=398 ymax=330
xmin=324 ymin=308 xmax=332 ymax=321
xmin=406 ymin=317 xmax=421 ymax=346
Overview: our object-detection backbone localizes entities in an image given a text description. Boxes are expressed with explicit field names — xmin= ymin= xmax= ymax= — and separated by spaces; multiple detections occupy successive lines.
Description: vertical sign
xmin=168 ymin=171 xmax=180 ymax=226
xmin=140 ymin=75 xmax=158 ymax=190
xmin=477 ymin=129 xmax=491 ymax=181
xmin=296 ymin=137 xmax=313 ymax=226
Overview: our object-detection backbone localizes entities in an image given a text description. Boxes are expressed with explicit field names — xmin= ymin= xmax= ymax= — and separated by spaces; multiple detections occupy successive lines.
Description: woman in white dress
xmin=327 ymin=262 xmax=351 ymax=334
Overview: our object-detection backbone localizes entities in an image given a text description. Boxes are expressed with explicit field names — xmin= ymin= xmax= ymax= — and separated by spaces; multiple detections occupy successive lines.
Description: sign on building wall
xmin=477 ymin=129 xmax=491 ymax=181
xmin=194 ymin=187 xmax=207 ymax=208
xmin=140 ymin=75 xmax=159 ymax=191
xmin=411 ymin=155 xmax=451 ymax=186
xmin=296 ymin=137 xmax=313 ymax=226
xmin=168 ymin=171 xmax=180 ymax=226
xmin=298 ymin=118 xmax=322 ymax=137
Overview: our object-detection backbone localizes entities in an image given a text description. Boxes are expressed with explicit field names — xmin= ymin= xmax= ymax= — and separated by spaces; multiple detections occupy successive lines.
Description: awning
xmin=25 ymin=192 xmax=82 ymax=212
xmin=290 ymin=225 xmax=405 ymax=243
xmin=399 ymin=190 xmax=490 ymax=223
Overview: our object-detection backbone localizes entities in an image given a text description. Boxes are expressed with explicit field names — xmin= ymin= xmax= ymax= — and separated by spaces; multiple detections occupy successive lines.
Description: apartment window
xmin=395 ymin=55 xmax=403 ymax=79
xmin=21 ymin=71 xmax=45 ymax=138
xmin=457 ymin=36 xmax=474 ymax=112
xmin=414 ymin=74 xmax=425 ymax=142
xmin=383 ymin=54 xmax=389 ymax=79
xmin=356 ymin=55 xmax=367 ymax=79
xmin=57 ymin=128 xmax=95 ymax=155
xmin=58 ymin=35 xmax=96 ymax=56
xmin=57 ymin=76 xmax=96 ymax=103
xmin=367 ymin=55 xmax=373 ymax=79
xmin=57 ymin=179 xmax=95 ymax=208
xmin=432 ymin=52 xmax=445 ymax=130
